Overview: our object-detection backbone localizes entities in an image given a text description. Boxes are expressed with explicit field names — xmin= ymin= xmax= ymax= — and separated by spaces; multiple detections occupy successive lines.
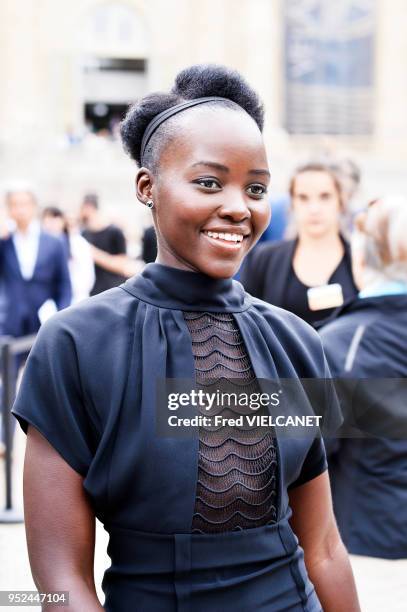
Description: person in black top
xmin=241 ymin=162 xmax=358 ymax=326
xmin=12 ymin=65 xmax=359 ymax=611
xmin=320 ymin=195 xmax=407 ymax=560
xmin=141 ymin=225 xmax=157 ymax=263
xmin=80 ymin=193 xmax=127 ymax=294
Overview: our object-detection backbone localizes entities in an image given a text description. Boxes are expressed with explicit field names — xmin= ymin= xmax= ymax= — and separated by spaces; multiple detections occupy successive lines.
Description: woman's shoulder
xmin=249 ymin=239 xmax=296 ymax=262
xmin=240 ymin=240 xmax=296 ymax=295
xmin=40 ymin=285 xmax=137 ymax=341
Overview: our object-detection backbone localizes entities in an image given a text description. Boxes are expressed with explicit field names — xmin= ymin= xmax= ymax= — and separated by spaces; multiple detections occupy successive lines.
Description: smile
xmin=202 ymin=230 xmax=245 ymax=246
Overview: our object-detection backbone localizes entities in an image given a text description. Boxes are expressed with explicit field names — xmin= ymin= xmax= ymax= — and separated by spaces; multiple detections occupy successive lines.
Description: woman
xmin=12 ymin=65 xmax=359 ymax=611
xmin=240 ymin=162 xmax=358 ymax=326
xmin=320 ymin=196 xmax=407 ymax=561
xmin=42 ymin=206 xmax=95 ymax=304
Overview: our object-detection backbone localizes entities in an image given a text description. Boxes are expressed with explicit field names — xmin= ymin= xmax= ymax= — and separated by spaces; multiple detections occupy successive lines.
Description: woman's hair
xmin=42 ymin=205 xmax=64 ymax=219
xmin=120 ymin=64 xmax=264 ymax=170
xmin=42 ymin=205 xmax=70 ymax=251
xmin=288 ymin=161 xmax=344 ymax=210
xmin=353 ymin=195 xmax=407 ymax=282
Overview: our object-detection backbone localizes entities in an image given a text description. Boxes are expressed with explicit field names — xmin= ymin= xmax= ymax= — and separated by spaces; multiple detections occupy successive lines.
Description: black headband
xmin=139 ymin=96 xmax=232 ymax=165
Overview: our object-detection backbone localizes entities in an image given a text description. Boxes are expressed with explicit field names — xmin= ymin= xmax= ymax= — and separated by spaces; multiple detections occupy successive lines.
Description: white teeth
xmin=204 ymin=230 xmax=244 ymax=243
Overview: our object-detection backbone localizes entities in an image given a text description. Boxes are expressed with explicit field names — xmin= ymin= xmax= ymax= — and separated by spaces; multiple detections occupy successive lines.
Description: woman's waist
xmin=103 ymin=518 xmax=299 ymax=574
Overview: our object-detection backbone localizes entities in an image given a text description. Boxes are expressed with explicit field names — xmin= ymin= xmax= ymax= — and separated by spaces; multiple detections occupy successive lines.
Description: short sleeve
xmin=288 ymin=436 xmax=328 ymax=489
xmin=11 ymin=316 xmax=97 ymax=476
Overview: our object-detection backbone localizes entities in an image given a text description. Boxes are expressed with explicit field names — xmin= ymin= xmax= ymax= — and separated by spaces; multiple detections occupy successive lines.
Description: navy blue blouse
xmin=12 ymin=263 xmax=334 ymax=611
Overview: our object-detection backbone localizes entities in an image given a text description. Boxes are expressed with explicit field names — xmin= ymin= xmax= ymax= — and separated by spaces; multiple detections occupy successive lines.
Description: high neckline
xmin=120 ymin=263 xmax=251 ymax=312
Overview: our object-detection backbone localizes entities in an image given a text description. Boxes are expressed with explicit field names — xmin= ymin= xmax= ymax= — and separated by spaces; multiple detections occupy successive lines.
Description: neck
xmin=121 ymin=262 xmax=248 ymax=312
xmin=156 ymin=250 xmax=196 ymax=273
xmin=359 ymin=274 xmax=407 ymax=298
xmin=297 ymin=229 xmax=342 ymax=250
xmin=16 ymin=221 xmax=33 ymax=234
xmin=156 ymin=244 xmax=206 ymax=275
xmin=362 ymin=268 xmax=407 ymax=289
xmin=86 ymin=216 xmax=106 ymax=231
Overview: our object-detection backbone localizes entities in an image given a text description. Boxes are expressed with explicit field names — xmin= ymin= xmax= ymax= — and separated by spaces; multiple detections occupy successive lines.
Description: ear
xmin=135 ymin=167 xmax=155 ymax=205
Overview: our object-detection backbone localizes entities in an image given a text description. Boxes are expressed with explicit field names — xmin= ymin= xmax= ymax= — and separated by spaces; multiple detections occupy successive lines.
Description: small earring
xmin=145 ymin=199 xmax=154 ymax=209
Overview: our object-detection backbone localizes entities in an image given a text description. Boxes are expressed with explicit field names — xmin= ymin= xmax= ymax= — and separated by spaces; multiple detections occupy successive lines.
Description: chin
xmin=307 ymin=225 xmax=327 ymax=237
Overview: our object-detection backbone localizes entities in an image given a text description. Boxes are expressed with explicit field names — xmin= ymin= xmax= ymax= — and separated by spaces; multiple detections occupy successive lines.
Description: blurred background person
xmin=0 ymin=188 xmax=72 ymax=335
xmin=320 ymin=195 xmax=407 ymax=560
xmin=0 ymin=188 xmax=71 ymax=448
xmin=79 ymin=192 xmax=127 ymax=295
xmin=141 ymin=225 xmax=157 ymax=264
xmin=329 ymin=157 xmax=362 ymax=237
xmin=234 ymin=192 xmax=290 ymax=281
xmin=240 ymin=161 xmax=358 ymax=326
xmin=257 ymin=193 xmax=291 ymax=244
xmin=42 ymin=206 xmax=95 ymax=304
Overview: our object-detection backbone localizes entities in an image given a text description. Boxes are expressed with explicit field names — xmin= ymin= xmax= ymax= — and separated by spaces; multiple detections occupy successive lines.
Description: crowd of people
xmin=1 ymin=62 xmax=407 ymax=609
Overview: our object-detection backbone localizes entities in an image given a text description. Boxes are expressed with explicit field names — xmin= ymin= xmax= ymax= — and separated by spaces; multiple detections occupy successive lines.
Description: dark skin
xmin=24 ymin=105 xmax=360 ymax=610
xmin=136 ymin=107 xmax=272 ymax=278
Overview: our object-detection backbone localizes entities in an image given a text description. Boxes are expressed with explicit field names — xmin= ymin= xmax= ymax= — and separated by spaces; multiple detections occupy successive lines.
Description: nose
xmin=308 ymin=200 xmax=322 ymax=214
xmin=217 ymin=189 xmax=251 ymax=223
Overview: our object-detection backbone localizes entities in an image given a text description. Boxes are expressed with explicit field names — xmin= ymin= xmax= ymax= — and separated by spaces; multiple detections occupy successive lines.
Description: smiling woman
xmin=12 ymin=65 xmax=359 ymax=612
xmin=120 ymin=65 xmax=271 ymax=278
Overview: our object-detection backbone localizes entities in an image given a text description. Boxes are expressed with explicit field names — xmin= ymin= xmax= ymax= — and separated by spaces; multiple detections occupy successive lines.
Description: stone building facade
xmin=0 ymin=0 xmax=406 ymax=222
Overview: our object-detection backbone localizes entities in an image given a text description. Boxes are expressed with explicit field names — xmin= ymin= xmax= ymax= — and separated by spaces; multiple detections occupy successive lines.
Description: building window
xmin=88 ymin=2 xmax=145 ymax=49
xmin=81 ymin=3 xmax=148 ymax=135
xmin=284 ymin=0 xmax=376 ymax=135
xmin=82 ymin=2 xmax=147 ymax=56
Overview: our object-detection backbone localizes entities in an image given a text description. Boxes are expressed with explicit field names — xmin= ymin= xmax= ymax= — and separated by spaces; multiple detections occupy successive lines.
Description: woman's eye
xmin=195 ymin=178 xmax=221 ymax=190
xmin=247 ymin=184 xmax=268 ymax=197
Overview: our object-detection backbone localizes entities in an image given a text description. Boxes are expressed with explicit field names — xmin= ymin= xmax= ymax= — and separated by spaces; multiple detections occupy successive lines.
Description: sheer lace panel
xmin=183 ymin=311 xmax=278 ymax=534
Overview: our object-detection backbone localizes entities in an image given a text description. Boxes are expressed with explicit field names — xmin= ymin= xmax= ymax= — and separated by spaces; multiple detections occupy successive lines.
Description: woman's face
xmin=137 ymin=107 xmax=271 ymax=278
xmin=42 ymin=214 xmax=65 ymax=235
xmin=291 ymin=171 xmax=342 ymax=239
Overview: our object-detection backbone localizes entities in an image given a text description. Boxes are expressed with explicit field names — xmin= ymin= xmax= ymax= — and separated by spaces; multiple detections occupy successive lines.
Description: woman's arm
xmin=289 ymin=471 xmax=360 ymax=612
xmin=90 ymin=245 xmax=143 ymax=277
xmin=23 ymin=425 xmax=103 ymax=611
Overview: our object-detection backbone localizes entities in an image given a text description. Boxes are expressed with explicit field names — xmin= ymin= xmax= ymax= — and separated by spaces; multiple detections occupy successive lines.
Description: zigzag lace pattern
xmin=183 ymin=311 xmax=278 ymax=534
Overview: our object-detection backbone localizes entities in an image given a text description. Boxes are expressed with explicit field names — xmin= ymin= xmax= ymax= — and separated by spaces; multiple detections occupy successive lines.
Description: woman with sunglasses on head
xmin=241 ymin=162 xmax=358 ymax=327
xmin=12 ymin=65 xmax=359 ymax=611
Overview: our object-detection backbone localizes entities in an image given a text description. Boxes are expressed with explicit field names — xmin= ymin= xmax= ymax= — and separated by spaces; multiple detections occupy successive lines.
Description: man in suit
xmin=0 ymin=188 xmax=72 ymax=448
xmin=1 ymin=189 xmax=72 ymax=336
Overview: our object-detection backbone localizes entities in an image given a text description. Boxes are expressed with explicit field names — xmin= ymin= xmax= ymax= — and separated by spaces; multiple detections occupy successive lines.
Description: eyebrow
xmin=191 ymin=161 xmax=270 ymax=177
xmin=248 ymin=168 xmax=271 ymax=177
